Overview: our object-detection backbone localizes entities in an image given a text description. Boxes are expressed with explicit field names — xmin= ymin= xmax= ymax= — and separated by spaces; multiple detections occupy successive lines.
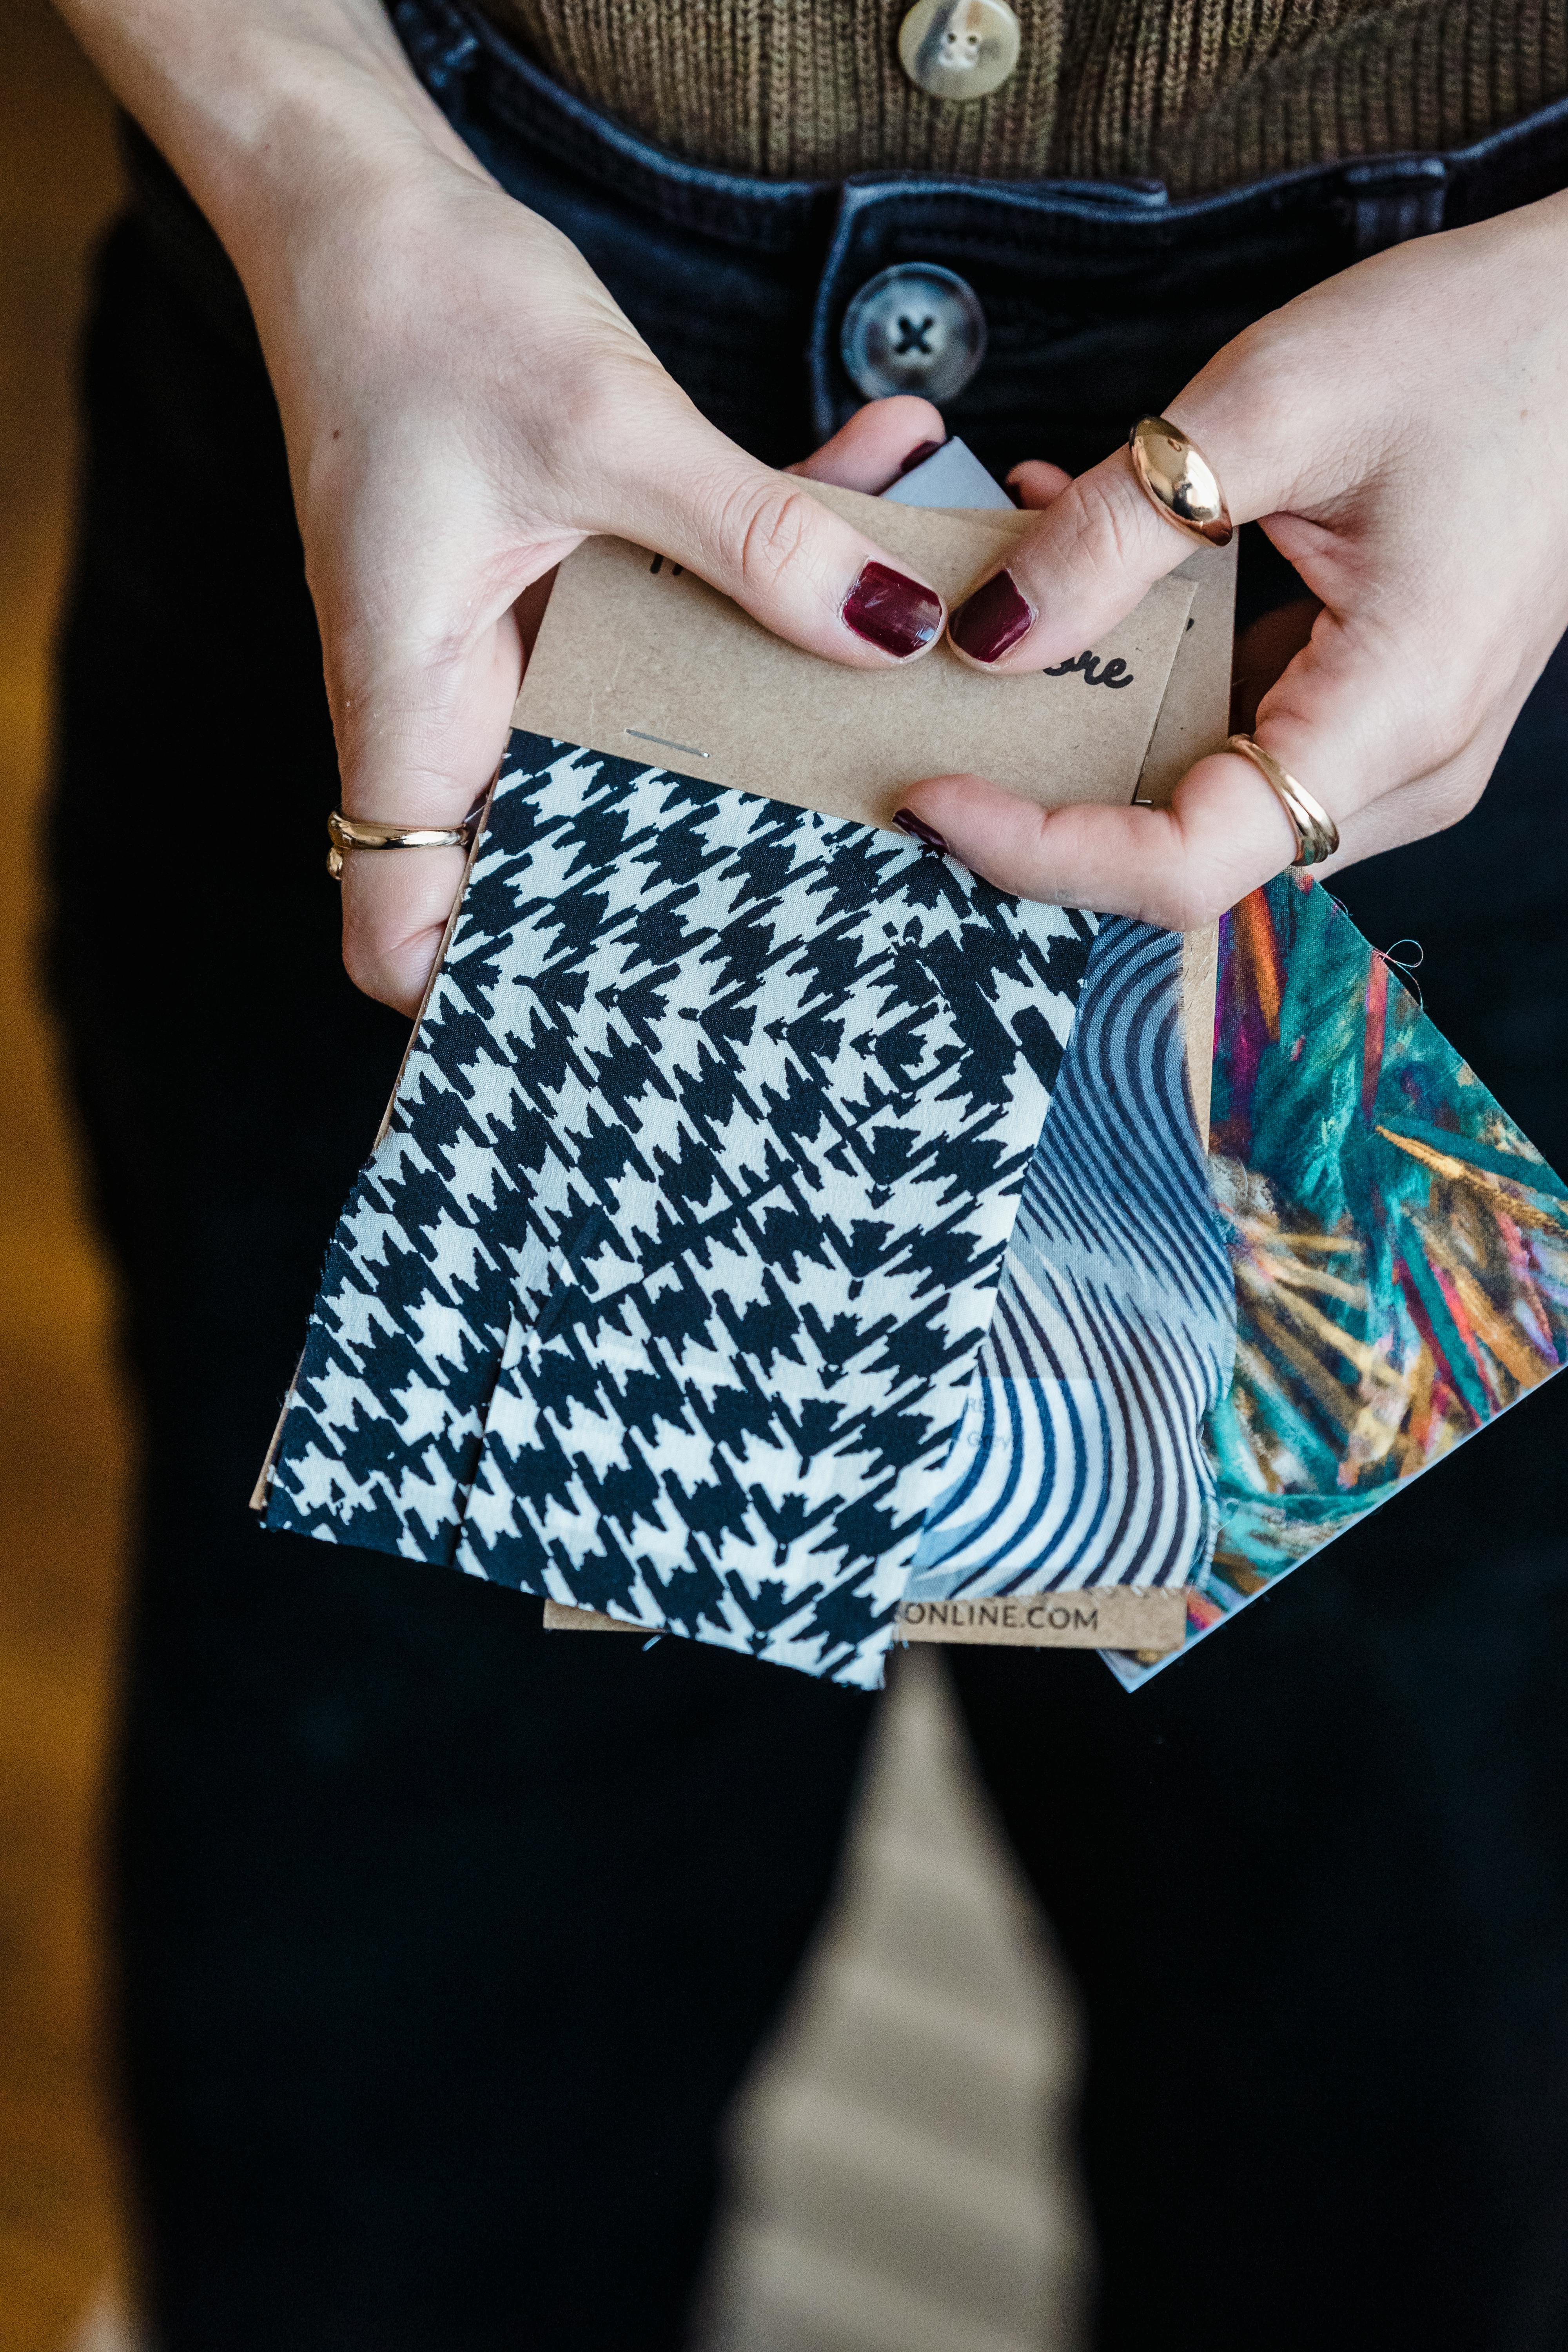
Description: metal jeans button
xmin=898 ymin=0 xmax=1022 ymax=102
xmin=839 ymin=264 xmax=987 ymax=404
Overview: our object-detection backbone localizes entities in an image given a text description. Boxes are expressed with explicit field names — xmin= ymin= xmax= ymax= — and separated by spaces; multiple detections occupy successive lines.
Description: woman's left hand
xmin=896 ymin=188 xmax=1568 ymax=929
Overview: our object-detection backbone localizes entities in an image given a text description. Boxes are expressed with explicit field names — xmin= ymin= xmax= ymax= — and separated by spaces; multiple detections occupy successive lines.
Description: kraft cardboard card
xmin=513 ymin=479 xmax=1196 ymax=829
xmin=1151 ymin=541 xmax=1234 ymax=1145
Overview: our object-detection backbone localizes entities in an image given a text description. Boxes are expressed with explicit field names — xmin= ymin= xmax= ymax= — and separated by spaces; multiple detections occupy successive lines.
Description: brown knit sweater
xmin=477 ymin=0 xmax=1566 ymax=192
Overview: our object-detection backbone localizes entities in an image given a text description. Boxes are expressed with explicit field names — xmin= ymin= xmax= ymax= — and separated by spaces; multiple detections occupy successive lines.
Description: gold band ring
xmin=1224 ymin=734 xmax=1340 ymax=868
xmin=327 ymin=800 xmax=486 ymax=881
xmin=1127 ymin=415 xmax=1233 ymax=549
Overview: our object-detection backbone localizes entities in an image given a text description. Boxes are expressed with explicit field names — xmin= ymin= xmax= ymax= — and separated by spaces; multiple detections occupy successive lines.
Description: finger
xmin=946 ymin=435 xmax=1205 ymax=671
xmin=341 ymin=843 xmax=471 ymax=1017
xmin=603 ymin=388 xmax=947 ymax=668
xmin=336 ymin=587 xmax=530 ymax=1015
xmin=1241 ymin=602 xmax=1526 ymax=862
xmin=894 ymin=608 xmax=1341 ymax=924
xmin=789 ymin=396 xmax=946 ymax=493
xmin=1230 ymin=595 xmax=1320 ymax=735
xmin=897 ymin=573 xmax=1520 ymax=925
xmin=894 ymin=760 xmax=1296 ymax=929
xmin=314 ymin=417 xmax=589 ymax=1016
xmin=334 ymin=394 xmax=947 ymax=1015
xmin=945 ymin=394 xmax=1284 ymax=673
xmin=1005 ymin=459 xmax=1072 ymax=510
xmin=896 ymin=715 xmax=1511 ymax=928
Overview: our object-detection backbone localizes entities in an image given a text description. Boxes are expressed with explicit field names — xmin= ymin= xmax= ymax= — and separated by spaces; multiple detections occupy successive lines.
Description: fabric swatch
xmin=267 ymin=730 xmax=1096 ymax=1684
xmin=906 ymin=915 xmax=1235 ymax=1603
xmin=265 ymin=745 xmax=1566 ymax=1694
xmin=1108 ymin=872 xmax=1568 ymax=1689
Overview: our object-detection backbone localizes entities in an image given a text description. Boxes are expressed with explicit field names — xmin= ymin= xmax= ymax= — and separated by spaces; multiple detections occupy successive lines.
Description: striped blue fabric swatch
xmin=906 ymin=915 xmax=1235 ymax=1605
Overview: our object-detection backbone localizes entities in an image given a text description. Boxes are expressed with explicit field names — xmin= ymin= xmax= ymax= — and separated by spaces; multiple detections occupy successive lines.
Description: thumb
xmin=944 ymin=400 xmax=1277 ymax=671
xmin=601 ymin=393 xmax=948 ymax=667
xmin=900 ymin=600 xmax=1453 ymax=928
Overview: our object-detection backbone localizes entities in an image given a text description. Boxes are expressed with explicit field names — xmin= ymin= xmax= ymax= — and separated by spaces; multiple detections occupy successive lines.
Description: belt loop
xmin=809 ymin=187 xmax=873 ymax=441
xmin=390 ymin=0 xmax=481 ymax=100
xmin=1342 ymin=158 xmax=1448 ymax=257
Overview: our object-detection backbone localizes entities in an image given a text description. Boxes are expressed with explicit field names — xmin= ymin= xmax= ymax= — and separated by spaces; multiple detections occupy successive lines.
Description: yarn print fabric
xmin=905 ymin=916 xmax=1235 ymax=1604
xmin=1108 ymin=872 xmax=1568 ymax=1689
xmin=266 ymin=730 xmax=1096 ymax=1684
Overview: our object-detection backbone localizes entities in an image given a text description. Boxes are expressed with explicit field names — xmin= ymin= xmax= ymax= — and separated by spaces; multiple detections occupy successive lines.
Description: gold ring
xmin=1224 ymin=734 xmax=1339 ymax=868
xmin=1127 ymin=415 xmax=1233 ymax=548
xmin=327 ymin=800 xmax=486 ymax=881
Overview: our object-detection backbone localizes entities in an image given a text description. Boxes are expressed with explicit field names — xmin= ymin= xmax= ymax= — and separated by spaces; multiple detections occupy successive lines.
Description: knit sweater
xmin=476 ymin=0 xmax=1566 ymax=192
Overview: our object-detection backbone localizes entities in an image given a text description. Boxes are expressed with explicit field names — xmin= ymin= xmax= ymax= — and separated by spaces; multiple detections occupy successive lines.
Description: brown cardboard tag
xmin=1140 ymin=539 xmax=1237 ymax=1149
xmin=896 ymin=1588 xmax=1187 ymax=1652
xmin=542 ymin=1599 xmax=639 ymax=1634
xmin=512 ymin=481 xmax=1194 ymax=829
xmin=541 ymin=1589 xmax=1187 ymax=1653
xmin=1136 ymin=541 xmax=1236 ymax=808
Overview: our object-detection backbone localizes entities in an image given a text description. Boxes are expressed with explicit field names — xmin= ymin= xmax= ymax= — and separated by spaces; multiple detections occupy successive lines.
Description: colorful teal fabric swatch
xmin=1108 ymin=872 xmax=1568 ymax=1689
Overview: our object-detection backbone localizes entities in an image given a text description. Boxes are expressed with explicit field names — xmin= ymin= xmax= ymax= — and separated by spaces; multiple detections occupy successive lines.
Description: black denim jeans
xmin=51 ymin=14 xmax=1568 ymax=2348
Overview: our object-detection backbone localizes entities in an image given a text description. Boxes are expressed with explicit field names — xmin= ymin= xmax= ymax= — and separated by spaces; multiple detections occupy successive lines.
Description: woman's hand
xmin=264 ymin=163 xmax=948 ymax=1015
xmin=897 ymin=191 xmax=1568 ymax=929
xmin=56 ymin=0 xmax=950 ymax=1012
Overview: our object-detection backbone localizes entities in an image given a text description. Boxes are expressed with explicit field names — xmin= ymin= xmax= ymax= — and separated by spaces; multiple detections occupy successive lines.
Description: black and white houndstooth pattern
xmin=266 ymin=732 xmax=1096 ymax=1682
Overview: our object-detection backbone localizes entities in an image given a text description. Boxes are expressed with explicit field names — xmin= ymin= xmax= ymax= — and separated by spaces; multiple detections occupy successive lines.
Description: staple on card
xmin=626 ymin=728 xmax=709 ymax=757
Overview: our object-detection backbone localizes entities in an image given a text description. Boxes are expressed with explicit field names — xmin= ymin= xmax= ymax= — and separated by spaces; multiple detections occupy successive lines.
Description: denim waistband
xmin=397 ymin=0 xmax=1568 ymax=251
xmin=125 ymin=1 xmax=1568 ymax=484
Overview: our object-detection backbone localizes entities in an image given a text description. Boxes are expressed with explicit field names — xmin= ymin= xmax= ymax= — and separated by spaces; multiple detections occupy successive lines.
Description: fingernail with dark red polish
xmin=896 ymin=437 xmax=945 ymax=477
xmin=843 ymin=562 xmax=944 ymax=659
xmin=894 ymin=809 xmax=949 ymax=853
xmin=949 ymin=568 xmax=1034 ymax=664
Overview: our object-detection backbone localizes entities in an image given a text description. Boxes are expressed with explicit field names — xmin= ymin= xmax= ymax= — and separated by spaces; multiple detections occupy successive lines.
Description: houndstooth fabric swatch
xmin=265 ymin=731 xmax=1095 ymax=1682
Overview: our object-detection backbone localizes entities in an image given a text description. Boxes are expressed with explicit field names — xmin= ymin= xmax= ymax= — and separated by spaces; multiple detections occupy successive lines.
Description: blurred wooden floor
xmin=0 ymin=9 xmax=131 ymax=2348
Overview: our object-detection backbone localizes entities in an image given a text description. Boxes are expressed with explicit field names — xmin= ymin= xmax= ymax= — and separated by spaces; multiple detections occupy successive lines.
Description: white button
xmin=840 ymin=265 xmax=987 ymax=404
xmin=898 ymin=0 xmax=1022 ymax=103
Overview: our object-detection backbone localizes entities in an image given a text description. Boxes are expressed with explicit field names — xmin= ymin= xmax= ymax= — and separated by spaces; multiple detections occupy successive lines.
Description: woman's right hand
xmin=57 ymin=0 xmax=949 ymax=1011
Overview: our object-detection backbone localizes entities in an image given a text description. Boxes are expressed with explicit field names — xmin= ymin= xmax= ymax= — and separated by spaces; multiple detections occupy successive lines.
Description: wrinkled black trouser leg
xmin=948 ymin=651 xmax=1568 ymax=2352
xmin=53 ymin=121 xmax=1568 ymax=2352
xmin=51 ymin=212 xmax=876 ymax=2352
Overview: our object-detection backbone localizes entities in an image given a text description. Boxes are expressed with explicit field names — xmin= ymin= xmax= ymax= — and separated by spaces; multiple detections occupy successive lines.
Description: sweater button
xmin=898 ymin=0 xmax=1022 ymax=102
xmin=840 ymin=264 xmax=988 ymax=403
